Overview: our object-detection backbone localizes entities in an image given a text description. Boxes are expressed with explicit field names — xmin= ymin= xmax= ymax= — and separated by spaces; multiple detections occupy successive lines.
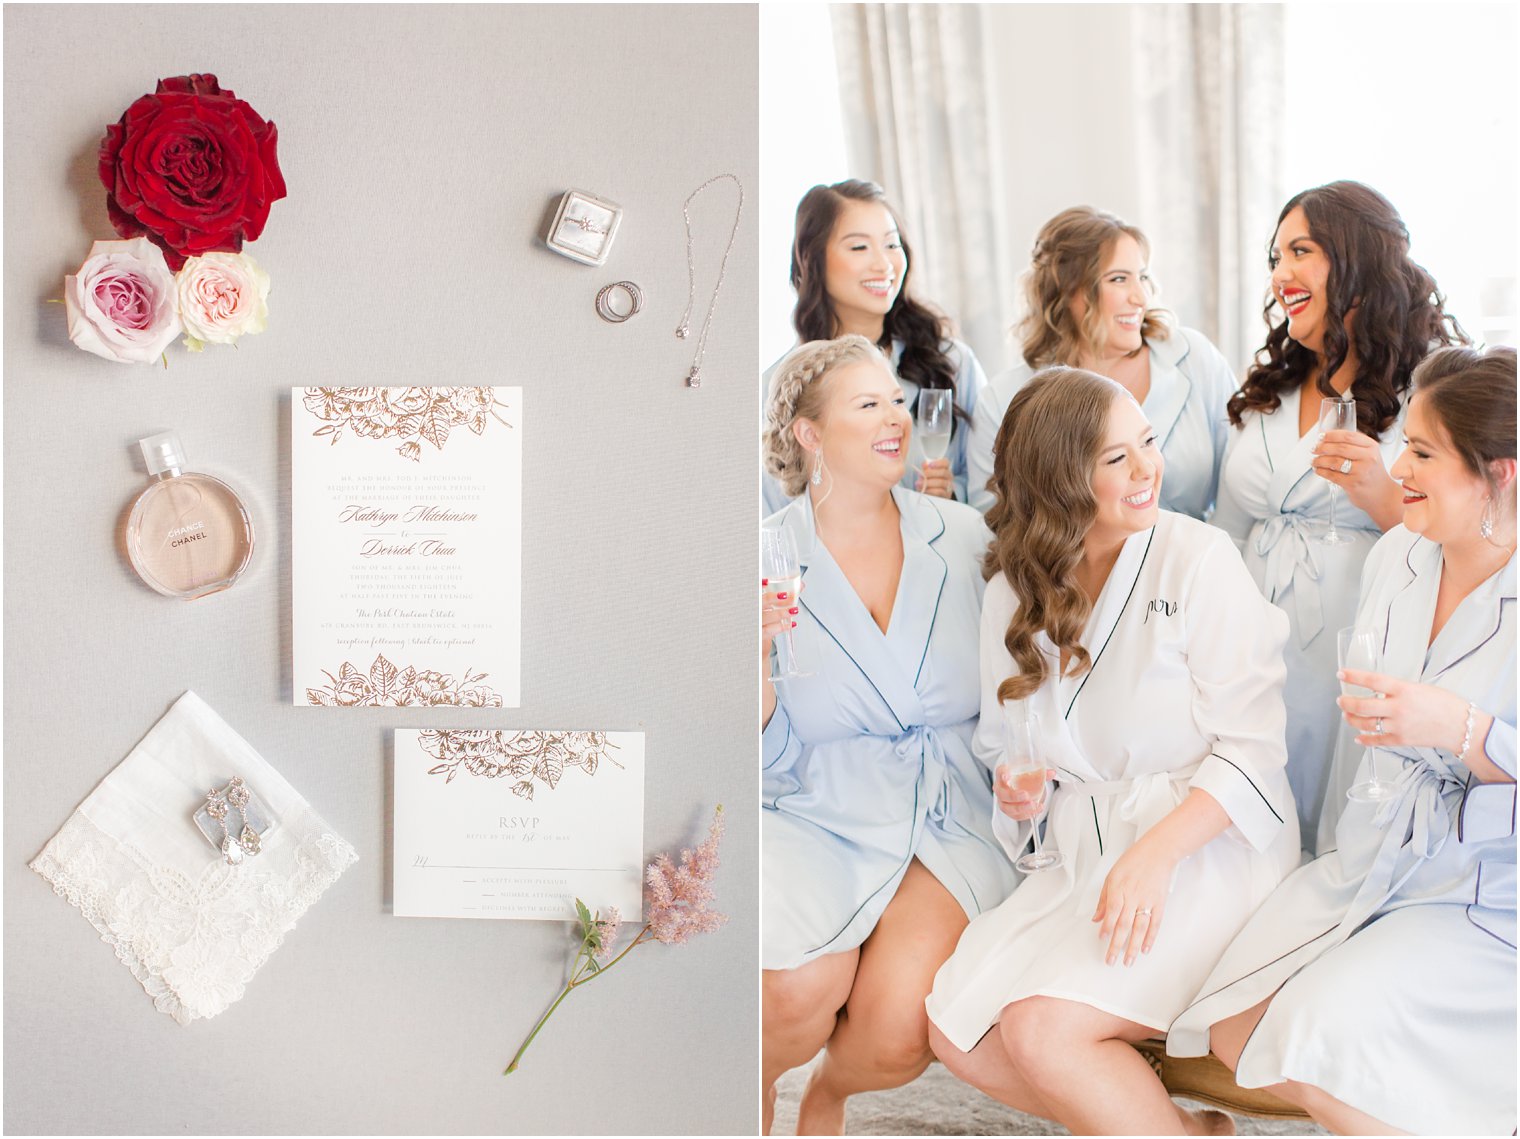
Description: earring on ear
xmin=810 ymin=450 xmax=824 ymax=486
xmin=1480 ymin=498 xmax=1495 ymax=541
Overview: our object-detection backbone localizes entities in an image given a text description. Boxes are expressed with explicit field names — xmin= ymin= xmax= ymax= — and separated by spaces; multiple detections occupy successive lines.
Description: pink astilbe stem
xmin=504 ymin=806 xmax=724 ymax=1075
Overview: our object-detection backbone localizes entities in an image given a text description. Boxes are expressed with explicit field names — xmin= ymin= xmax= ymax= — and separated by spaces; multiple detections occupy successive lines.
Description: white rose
xmin=176 ymin=251 xmax=270 ymax=352
xmin=63 ymin=238 xmax=181 ymax=364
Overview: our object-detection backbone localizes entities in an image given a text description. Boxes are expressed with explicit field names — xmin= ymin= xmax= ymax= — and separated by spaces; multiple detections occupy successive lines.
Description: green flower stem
xmin=504 ymin=925 xmax=653 ymax=1075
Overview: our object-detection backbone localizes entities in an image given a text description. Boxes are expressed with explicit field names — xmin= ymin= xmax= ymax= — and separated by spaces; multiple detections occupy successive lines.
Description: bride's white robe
xmin=927 ymin=512 xmax=1299 ymax=1050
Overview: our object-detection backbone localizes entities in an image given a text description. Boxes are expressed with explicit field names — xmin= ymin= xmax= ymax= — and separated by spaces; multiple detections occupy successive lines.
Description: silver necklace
xmin=676 ymin=173 xmax=744 ymax=389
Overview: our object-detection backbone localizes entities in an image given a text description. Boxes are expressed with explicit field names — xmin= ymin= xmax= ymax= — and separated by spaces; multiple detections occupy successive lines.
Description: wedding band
xmin=1375 ymin=717 xmax=1385 ymax=734
xmin=595 ymin=280 xmax=643 ymax=323
xmin=1339 ymin=458 xmax=1353 ymax=474
xmin=1136 ymin=907 xmax=1153 ymax=917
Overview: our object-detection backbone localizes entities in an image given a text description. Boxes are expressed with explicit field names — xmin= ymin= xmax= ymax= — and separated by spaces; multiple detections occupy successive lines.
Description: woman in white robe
xmin=1171 ymin=345 xmax=1517 ymax=1136
xmin=926 ymin=367 xmax=1299 ymax=1135
xmin=1212 ymin=182 xmax=1469 ymax=852
xmin=760 ymin=336 xmax=1016 ymax=1135
xmin=760 ymin=179 xmax=988 ymax=514
xmin=966 ymin=206 xmax=1234 ymax=520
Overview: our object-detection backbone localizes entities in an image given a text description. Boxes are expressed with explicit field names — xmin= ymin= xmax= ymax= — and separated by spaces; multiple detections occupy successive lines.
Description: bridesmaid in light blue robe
xmin=967 ymin=328 xmax=1234 ymax=519
xmin=1211 ymin=390 xmax=1408 ymax=851
xmin=763 ymin=486 xmax=1017 ymax=968
xmin=1171 ymin=347 xmax=1517 ymax=1136
xmin=761 ymin=337 xmax=986 ymax=514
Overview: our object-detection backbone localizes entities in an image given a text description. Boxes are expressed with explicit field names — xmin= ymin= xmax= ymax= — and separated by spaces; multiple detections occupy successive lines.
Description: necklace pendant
xmin=686 ymin=366 xmax=702 ymax=389
xmin=675 ymin=324 xmax=690 ymax=340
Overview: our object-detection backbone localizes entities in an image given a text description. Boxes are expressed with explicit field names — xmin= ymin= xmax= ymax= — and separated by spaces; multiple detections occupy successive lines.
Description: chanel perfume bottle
xmin=125 ymin=432 xmax=255 ymax=599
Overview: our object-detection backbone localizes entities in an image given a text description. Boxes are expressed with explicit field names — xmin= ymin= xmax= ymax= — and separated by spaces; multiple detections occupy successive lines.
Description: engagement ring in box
xmin=544 ymin=189 xmax=622 ymax=266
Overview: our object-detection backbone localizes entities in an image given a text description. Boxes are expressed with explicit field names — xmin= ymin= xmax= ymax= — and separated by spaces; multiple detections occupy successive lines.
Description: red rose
xmin=98 ymin=74 xmax=286 ymax=270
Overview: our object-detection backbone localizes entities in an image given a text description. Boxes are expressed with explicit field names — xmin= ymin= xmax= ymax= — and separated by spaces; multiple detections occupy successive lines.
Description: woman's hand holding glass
xmin=1312 ymin=426 xmax=1402 ymax=528
xmin=994 ymin=765 xmax=1057 ymax=821
xmin=1338 ymin=668 xmax=1507 ymax=783
xmin=760 ymin=578 xmax=800 ymax=661
xmin=915 ymin=388 xmax=954 ymax=498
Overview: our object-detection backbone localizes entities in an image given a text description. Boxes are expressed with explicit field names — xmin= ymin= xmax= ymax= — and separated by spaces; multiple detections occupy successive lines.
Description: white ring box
xmin=544 ymin=189 xmax=622 ymax=266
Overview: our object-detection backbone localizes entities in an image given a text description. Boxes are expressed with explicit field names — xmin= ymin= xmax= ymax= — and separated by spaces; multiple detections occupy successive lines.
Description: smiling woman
xmin=762 ymin=180 xmax=991 ymax=512
xmin=759 ymin=335 xmax=1016 ymax=1135
xmin=926 ymin=367 xmax=1298 ymax=1136
xmin=1212 ymin=180 xmax=1471 ymax=852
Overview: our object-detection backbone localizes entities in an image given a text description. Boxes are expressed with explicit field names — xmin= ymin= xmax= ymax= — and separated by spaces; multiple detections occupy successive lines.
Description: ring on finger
xmin=1374 ymin=717 xmax=1385 ymax=734
xmin=1135 ymin=907 xmax=1153 ymax=918
xmin=1339 ymin=458 xmax=1353 ymax=474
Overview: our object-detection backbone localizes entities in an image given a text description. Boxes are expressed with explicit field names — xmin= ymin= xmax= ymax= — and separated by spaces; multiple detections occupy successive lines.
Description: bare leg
xmin=1211 ymin=998 xmax=1406 ymax=1135
xmin=928 ymin=1020 xmax=1060 ymax=1121
xmin=796 ymin=859 xmax=967 ymax=1135
xmin=998 ymin=996 xmax=1201 ymax=1135
xmin=762 ymin=952 xmax=857 ymax=1135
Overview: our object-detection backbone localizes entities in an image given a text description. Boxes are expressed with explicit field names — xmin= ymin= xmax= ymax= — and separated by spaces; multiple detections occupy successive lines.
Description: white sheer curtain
xmin=1131 ymin=4 xmax=1285 ymax=371
xmin=830 ymin=3 xmax=1017 ymax=376
xmin=829 ymin=3 xmax=1286 ymax=376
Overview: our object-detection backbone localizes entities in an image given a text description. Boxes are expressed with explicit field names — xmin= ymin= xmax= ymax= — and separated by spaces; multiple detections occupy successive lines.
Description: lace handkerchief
xmin=30 ymin=691 xmax=358 ymax=1025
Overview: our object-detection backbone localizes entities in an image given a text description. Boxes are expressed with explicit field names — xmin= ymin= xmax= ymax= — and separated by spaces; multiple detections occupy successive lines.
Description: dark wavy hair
xmin=789 ymin=179 xmax=963 ymax=420
xmin=1228 ymin=181 xmax=1468 ymax=437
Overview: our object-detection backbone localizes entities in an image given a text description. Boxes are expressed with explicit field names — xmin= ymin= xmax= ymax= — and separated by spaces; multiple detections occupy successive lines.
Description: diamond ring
xmin=1339 ymin=458 xmax=1353 ymax=474
xmin=1375 ymin=717 xmax=1385 ymax=734
xmin=1135 ymin=907 xmax=1153 ymax=917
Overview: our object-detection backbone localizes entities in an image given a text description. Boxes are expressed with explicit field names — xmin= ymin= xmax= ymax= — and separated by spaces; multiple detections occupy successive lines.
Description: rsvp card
xmin=292 ymin=387 xmax=521 ymax=707
xmin=392 ymin=729 xmax=645 ymax=920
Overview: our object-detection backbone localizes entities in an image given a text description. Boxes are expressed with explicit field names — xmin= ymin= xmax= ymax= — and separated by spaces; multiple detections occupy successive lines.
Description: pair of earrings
xmin=206 ymin=777 xmax=261 ymax=865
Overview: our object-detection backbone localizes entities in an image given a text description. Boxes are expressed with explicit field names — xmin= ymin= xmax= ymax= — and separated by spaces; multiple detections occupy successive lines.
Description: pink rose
xmin=176 ymin=251 xmax=269 ymax=351
xmin=64 ymin=238 xmax=181 ymax=364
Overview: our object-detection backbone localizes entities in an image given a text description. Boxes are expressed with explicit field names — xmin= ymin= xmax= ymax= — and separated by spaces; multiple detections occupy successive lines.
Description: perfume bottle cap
xmin=139 ymin=431 xmax=186 ymax=476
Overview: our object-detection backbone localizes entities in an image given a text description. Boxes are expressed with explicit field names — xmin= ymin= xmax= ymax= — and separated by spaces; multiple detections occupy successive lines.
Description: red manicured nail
xmin=788 ymin=607 xmax=798 ymax=615
xmin=762 ymin=578 xmax=768 ymax=586
xmin=791 ymin=621 xmax=797 ymax=628
xmin=776 ymin=592 xmax=788 ymax=600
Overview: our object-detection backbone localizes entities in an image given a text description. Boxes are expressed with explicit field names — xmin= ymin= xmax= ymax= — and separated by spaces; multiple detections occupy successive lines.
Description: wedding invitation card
xmin=292 ymin=387 xmax=521 ymax=707
xmin=391 ymin=729 xmax=645 ymax=920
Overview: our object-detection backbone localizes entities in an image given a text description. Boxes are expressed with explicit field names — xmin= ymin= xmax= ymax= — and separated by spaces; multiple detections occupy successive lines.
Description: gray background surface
xmin=3 ymin=5 xmax=759 ymax=1134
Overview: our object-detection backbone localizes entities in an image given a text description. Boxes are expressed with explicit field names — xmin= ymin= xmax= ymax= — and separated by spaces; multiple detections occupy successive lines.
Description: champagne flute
xmin=761 ymin=528 xmax=812 ymax=681
xmin=1318 ymin=397 xmax=1357 ymax=545
xmin=917 ymin=388 xmax=954 ymax=466
xmin=999 ymin=703 xmax=1063 ymax=873
xmin=1338 ymin=626 xmax=1399 ymax=802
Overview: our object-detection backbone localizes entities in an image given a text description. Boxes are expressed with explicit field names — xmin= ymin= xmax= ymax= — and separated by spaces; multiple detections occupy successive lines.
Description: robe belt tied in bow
xmin=1337 ymin=759 xmax=1460 ymax=940
xmin=896 ymin=725 xmax=986 ymax=844
xmin=1254 ymin=513 xmax=1327 ymax=646
xmin=1060 ymin=763 xmax=1203 ymax=837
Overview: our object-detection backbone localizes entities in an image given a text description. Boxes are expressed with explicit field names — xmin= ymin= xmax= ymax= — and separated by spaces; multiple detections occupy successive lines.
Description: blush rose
xmin=64 ymin=238 xmax=181 ymax=364
xmin=176 ymin=252 xmax=269 ymax=351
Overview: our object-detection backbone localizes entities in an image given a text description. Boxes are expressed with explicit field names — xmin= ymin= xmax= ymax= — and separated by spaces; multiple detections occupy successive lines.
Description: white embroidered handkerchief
xmin=30 ymin=691 xmax=358 ymax=1025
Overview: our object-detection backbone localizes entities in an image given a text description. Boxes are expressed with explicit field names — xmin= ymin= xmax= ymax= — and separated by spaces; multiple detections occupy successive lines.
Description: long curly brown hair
xmin=1228 ymin=181 xmax=1469 ymax=436
xmin=1018 ymin=206 xmax=1173 ymax=368
xmin=790 ymin=179 xmax=963 ymax=420
xmin=983 ymin=367 xmax=1125 ymax=702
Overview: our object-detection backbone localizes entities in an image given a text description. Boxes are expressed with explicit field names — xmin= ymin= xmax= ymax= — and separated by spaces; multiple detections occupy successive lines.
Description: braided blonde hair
xmin=763 ymin=335 xmax=889 ymax=497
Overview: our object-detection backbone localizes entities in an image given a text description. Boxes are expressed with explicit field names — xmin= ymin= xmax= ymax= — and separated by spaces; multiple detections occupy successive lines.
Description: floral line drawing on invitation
xmin=301 ymin=387 xmax=511 ymax=462
xmin=305 ymin=654 xmax=502 ymax=707
xmin=417 ymin=730 xmax=622 ymax=797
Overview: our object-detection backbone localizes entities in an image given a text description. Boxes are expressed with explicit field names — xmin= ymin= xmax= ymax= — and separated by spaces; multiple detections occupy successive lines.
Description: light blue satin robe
xmin=761 ymin=487 xmax=1018 ymax=970
xmin=761 ymin=337 xmax=988 ymax=515
xmin=1211 ymin=386 xmax=1407 ymax=849
xmin=965 ymin=328 xmax=1236 ymax=519
xmin=1170 ymin=527 xmax=1516 ymax=1136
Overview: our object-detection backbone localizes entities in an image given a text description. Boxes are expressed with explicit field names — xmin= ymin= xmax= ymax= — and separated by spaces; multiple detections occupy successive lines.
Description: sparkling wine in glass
xmin=999 ymin=703 xmax=1063 ymax=873
xmin=1318 ymin=397 xmax=1357 ymax=545
xmin=761 ymin=527 xmax=812 ymax=681
xmin=917 ymin=388 xmax=953 ymax=464
xmin=1338 ymin=626 xmax=1399 ymax=802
